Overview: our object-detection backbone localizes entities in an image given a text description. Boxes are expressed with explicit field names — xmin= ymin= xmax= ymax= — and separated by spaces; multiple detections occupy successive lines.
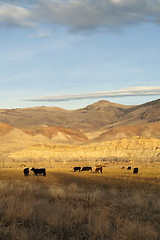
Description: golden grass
xmin=0 ymin=163 xmax=159 ymax=240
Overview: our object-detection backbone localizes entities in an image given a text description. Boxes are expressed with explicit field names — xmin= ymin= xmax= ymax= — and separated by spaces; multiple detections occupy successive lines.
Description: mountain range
xmin=0 ymin=98 xmax=160 ymax=166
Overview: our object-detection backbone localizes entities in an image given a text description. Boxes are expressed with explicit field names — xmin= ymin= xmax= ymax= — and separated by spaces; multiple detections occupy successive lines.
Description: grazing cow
xmin=95 ymin=166 xmax=102 ymax=173
xmin=121 ymin=166 xmax=125 ymax=169
xmin=133 ymin=168 xmax=138 ymax=174
xmin=31 ymin=168 xmax=46 ymax=176
xmin=73 ymin=167 xmax=81 ymax=172
xmin=127 ymin=166 xmax=131 ymax=170
xmin=23 ymin=168 xmax=29 ymax=176
xmin=81 ymin=166 xmax=92 ymax=171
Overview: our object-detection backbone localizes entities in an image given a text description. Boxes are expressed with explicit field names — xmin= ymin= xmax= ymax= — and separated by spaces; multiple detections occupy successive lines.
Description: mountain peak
xmin=82 ymin=99 xmax=132 ymax=111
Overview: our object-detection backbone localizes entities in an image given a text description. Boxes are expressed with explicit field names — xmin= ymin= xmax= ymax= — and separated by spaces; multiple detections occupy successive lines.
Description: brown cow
xmin=95 ymin=166 xmax=102 ymax=173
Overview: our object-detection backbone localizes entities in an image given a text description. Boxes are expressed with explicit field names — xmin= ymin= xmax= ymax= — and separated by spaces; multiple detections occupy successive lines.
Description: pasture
xmin=0 ymin=162 xmax=159 ymax=240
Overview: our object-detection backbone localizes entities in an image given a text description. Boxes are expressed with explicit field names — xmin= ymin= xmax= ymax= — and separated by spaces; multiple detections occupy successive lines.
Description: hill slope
xmin=0 ymin=122 xmax=88 ymax=155
xmin=22 ymin=126 xmax=88 ymax=142
xmin=96 ymin=121 xmax=160 ymax=141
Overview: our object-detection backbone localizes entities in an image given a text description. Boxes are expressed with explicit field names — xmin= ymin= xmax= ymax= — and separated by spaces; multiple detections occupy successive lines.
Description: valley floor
xmin=0 ymin=163 xmax=160 ymax=240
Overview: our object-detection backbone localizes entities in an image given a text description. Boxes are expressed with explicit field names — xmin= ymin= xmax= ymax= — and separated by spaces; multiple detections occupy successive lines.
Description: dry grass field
xmin=0 ymin=162 xmax=159 ymax=240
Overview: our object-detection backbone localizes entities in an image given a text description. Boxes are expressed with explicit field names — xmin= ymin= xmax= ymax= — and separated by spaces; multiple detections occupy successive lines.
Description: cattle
xmin=133 ymin=168 xmax=138 ymax=174
xmin=23 ymin=167 xmax=29 ymax=176
xmin=127 ymin=166 xmax=131 ymax=170
xmin=121 ymin=166 xmax=125 ymax=169
xmin=95 ymin=166 xmax=102 ymax=173
xmin=81 ymin=166 xmax=92 ymax=171
xmin=31 ymin=168 xmax=46 ymax=176
xmin=73 ymin=167 xmax=81 ymax=172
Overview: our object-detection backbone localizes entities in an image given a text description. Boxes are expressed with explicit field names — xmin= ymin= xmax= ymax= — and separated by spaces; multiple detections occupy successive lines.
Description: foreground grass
xmin=0 ymin=165 xmax=159 ymax=240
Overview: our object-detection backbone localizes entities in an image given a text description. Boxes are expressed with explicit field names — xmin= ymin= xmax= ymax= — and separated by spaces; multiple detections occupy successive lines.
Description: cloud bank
xmin=0 ymin=4 xmax=35 ymax=27
xmin=0 ymin=0 xmax=160 ymax=31
xmin=26 ymin=86 xmax=160 ymax=102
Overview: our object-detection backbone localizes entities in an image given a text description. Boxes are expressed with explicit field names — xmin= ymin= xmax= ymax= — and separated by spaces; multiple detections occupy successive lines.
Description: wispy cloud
xmin=1 ymin=1 xmax=160 ymax=31
xmin=29 ymin=29 xmax=51 ymax=38
xmin=25 ymin=86 xmax=160 ymax=102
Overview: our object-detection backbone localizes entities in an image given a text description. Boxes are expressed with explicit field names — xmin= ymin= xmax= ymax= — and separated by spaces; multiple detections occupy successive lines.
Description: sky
xmin=0 ymin=0 xmax=160 ymax=110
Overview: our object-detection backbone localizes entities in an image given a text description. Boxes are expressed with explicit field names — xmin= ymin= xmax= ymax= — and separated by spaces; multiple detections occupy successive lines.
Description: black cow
xmin=23 ymin=168 xmax=29 ymax=176
xmin=95 ymin=166 xmax=102 ymax=173
xmin=133 ymin=168 xmax=138 ymax=174
xmin=73 ymin=167 xmax=81 ymax=172
xmin=31 ymin=168 xmax=46 ymax=176
xmin=127 ymin=166 xmax=131 ymax=170
xmin=81 ymin=166 xmax=92 ymax=171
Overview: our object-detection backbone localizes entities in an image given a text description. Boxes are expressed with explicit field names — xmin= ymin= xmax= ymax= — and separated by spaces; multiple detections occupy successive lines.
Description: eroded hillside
xmin=5 ymin=136 xmax=160 ymax=168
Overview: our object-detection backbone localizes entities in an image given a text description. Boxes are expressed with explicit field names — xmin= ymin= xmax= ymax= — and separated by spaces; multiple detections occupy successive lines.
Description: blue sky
xmin=0 ymin=0 xmax=160 ymax=109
